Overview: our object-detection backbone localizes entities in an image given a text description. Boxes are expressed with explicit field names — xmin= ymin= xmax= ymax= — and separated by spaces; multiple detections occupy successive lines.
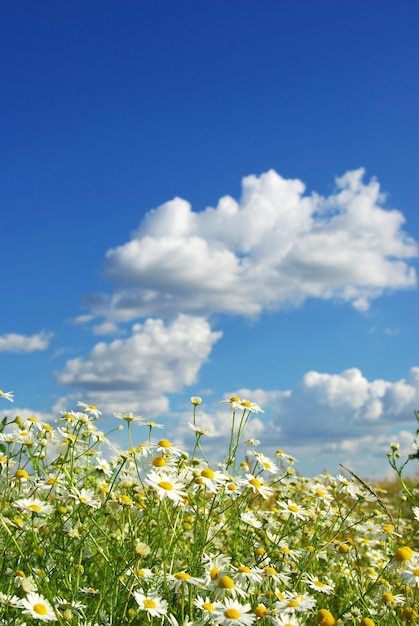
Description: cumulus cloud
xmin=0 ymin=332 xmax=53 ymax=353
xmin=56 ymin=315 xmax=222 ymax=415
xmin=234 ymin=367 xmax=419 ymax=450
xmin=85 ymin=168 xmax=417 ymax=321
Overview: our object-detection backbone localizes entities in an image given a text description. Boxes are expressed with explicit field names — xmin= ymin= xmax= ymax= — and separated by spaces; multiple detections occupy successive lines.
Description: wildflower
xmin=412 ymin=506 xmax=419 ymax=521
xmin=401 ymin=565 xmax=419 ymax=586
xmin=145 ymin=470 xmax=187 ymax=503
xmin=77 ymin=402 xmax=102 ymax=418
xmin=0 ymin=389 xmax=14 ymax=402
xmin=303 ymin=574 xmax=335 ymax=594
xmin=232 ymin=564 xmax=263 ymax=586
xmin=214 ymin=598 xmax=256 ymax=625
xmin=240 ymin=510 xmax=263 ymax=529
xmin=245 ymin=474 xmax=273 ymax=499
xmin=251 ymin=452 xmax=279 ymax=474
xmin=135 ymin=541 xmax=151 ymax=557
xmin=359 ymin=619 xmax=375 ymax=626
xmin=94 ymin=458 xmax=113 ymax=476
xmin=239 ymin=399 xmax=264 ymax=413
xmin=194 ymin=466 xmax=229 ymax=492
xmin=394 ymin=546 xmax=413 ymax=563
xmin=188 ymin=422 xmax=215 ymax=436
xmin=14 ymin=498 xmax=54 ymax=517
xmin=69 ymin=487 xmax=101 ymax=509
xmin=194 ymin=594 xmax=219 ymax=615
xmin=190 ymin=396 xmax=202 ymax=405
xmin=113 ymin=411 xmax=144 ymax=424
xmin=153 ymin=438 xmax=183 ymax=456
xmin=317 ymin=609 xmax=336 ymax=625
xmin=168 ymin=571 xmax=203 ymax=592
xmin=133 ymin=590 xmax=167 ymax=618
xmin=275 ymin=590 xmax=316 ymax=614
xmin=277 ymin=499 xmax=309 ymax=520
xmin=20 ymin=592 xmax=57 ymax=621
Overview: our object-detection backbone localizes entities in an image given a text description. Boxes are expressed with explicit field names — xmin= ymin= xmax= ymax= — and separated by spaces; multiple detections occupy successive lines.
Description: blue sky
xmin=1 ymin=0 xmax=418 ymax=477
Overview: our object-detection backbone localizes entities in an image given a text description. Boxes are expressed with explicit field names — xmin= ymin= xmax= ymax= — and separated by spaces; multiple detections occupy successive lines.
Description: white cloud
xmin=56 ymin=315 xmax=222 ymax=415
xmin=0 ymin=332 xmax=53 ymax=353
xmin=85 ymin=168 xmax=417 ymax=321
xmin=234 ymin=367 xmax=419 ymax=450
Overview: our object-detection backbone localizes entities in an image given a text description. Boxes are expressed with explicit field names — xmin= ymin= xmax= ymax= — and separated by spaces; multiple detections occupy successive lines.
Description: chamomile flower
xmin=245 ymin=474 xmax=273 ymax=499
xmin=0 ymin=389 xmax=14 ymax=402
xmin=277 ymin=499 xmax=309 ymax=521
xmin=275 ymin=591 xmax=316 ymax=614
xmin=69 ymin=487 xmax=101 ymax=509
xmin=20 ymin=592 xmax=57 ymax=621
xmin=77 ymin=402 xmax=102 ymax=418
xmin=215 ymin=599 xmax=256 ymax=625
xmin=113 ymin=411 xmax=144 ymax=424
xmin=302 ymin=574 xmax=335 ymax=594
xmin=401 ymin=565 xmax=419 ymax=586
xmin=14 ymin=498 xmax=54 ymax=517
xmin=238 ymin=400 xmax=264 ymax=413
xmin=167 ymin=571 xmax=203 ymax=592
xmin=133 ymin=590 xmax=167 ymax=618
xmin=194 ymin=466 xmax=229 ymax=493
xmin=145 ymin=470 xmax=187 ymax=503
xmin=152 ymin=438 xmax=183 ymax=456
xmin=188 ymin=422 xmax=215 ymax=437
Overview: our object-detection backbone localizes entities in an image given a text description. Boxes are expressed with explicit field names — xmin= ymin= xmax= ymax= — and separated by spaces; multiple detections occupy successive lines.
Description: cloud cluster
xmin=0 ymin=332 xmax=53 ymax=353
xmin=56 ymin=315 xmax=222 ymax=415
xmin=234 ymin=367 xmax=419 ymax=449
xmin=161 ymin=367 xmax=419 ymax=475
xmin=86 ymin=168 xmax=417 ymax=321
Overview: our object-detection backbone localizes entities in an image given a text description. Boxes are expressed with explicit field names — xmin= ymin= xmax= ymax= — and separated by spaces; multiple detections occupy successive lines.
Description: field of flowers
xmin=0 ymin=389 xmax=418 ymax=625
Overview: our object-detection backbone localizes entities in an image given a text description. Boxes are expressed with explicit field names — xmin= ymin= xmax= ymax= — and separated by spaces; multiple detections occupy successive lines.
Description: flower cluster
xmin=0 ymin=389 xmax=417 ymax=625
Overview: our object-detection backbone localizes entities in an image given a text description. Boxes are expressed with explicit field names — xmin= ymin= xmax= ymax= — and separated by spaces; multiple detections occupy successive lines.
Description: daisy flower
xmin=245 ymin=474 xmax=273 ymax=500
xmin=145 ymin=470 xmax=187 ymax=503
xmin=0 ymin=389 xmax=14 ymax=402
xmin=188 ymin=422 xmax=215 ymax=437
xmin=401 ymin=565 xmax=419 ymax=586
xmin=214 ymin=599 xmax=256 ymax=625
xmin=76 ymin=401 xmax=102 ymax=418
xmin=20 ymin=592 xmax=57 ymax=621
xmin=113 ymin=411 xmax=144 ymax=424
xmin=14 ymin=498 xmax=54 ymax=517
xmin=167 ymin=571 xmax=203 ymax=592
xmin=302 ymin=574 xmax=335 ymax=594
xmin=238 ymin=399 xmax=264 ymax=413
xmin=277 ymin=499 xmax=309 ymax=521
xmin=152 ymin=438 xmax=183 ymax=456
xmin=194 ymin=466 xmax=229 ymax=493
xmin=69 ymin=487 xmax=101 ymax=509
xmin=275 ymin=591 xmax=316 ymax=614
xmin=133 ymin=590 xmax=167 ymax=618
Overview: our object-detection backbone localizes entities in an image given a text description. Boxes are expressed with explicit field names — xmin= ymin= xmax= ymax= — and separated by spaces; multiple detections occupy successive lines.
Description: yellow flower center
xmin=238 ymin=566 xmax=251 ymax=573
xmin=33 ymin=604 xmax=48 ymax=616
xmin=201 ymin=468 xmax=215 ymax=479
xmin=249 ymin=477 xmax=261 ymax=488
xmin=314 ymin=580 xmax=326 ymax=588
xmin=89 ymin=405 xmax=97 ymax=410
xmin=120 ymin=495 xmax=132 ymax=505
xmin=218 ymin=575 xmax=234 ymax=589
xmin=225 ymin=608 xmax=240 ymax=619
xmin=382 ymin=592 xmax=395 ymax=603
xmin=28 ymin=504 xmax=42 ymax=512
xmin=14 ymin=469 xmax=29 ymax=479
xmin=175 ymin=572 xmax=191 ymax=580
xmin=317 ymin=609 xmax=336 ymax=626
xmin=158 ymin=439 xmax=171 ymax=448
xmin=264 ymin=566 xmax=277 ymax=575
xmin=382 ymin=524 xmax=393 ymax=533
xmin=287 ymin=600 xmax=300 ymax=607
xmin=153 ymin=456 xmax=166 ymax=467
xmin=394 ymin=546 xmax=413 ymax=562
xmin=158 ymin=481 xmax=173 ymax=491
xmin=227 ymin=483 xmax=237 ymax=491
xmin=241 ymin=401 xmax=252 ymax=408
xmin=338 ymin=543 xmax=351 ymax=554
xmin=210 ymin=567 xmax=220 ymax=580
xmin=80 ymin=497 xmax=88 ymax=503
xmin=143 ymin=599 xmax=157 ymax=609
xmin=229 ymin=396 xmax=241 ymax=402
xmin=288 ymin=504 xmax=300 ymax=513
xmin=254 ymin=606 xmax=268 ymax=618
xmin=202 ymin=602 xmax=214 ymax=611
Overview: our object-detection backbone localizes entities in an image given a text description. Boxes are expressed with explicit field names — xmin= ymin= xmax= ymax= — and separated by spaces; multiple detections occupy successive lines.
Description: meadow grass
xmin=0 ymin=391 xmax=418 ymax=625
